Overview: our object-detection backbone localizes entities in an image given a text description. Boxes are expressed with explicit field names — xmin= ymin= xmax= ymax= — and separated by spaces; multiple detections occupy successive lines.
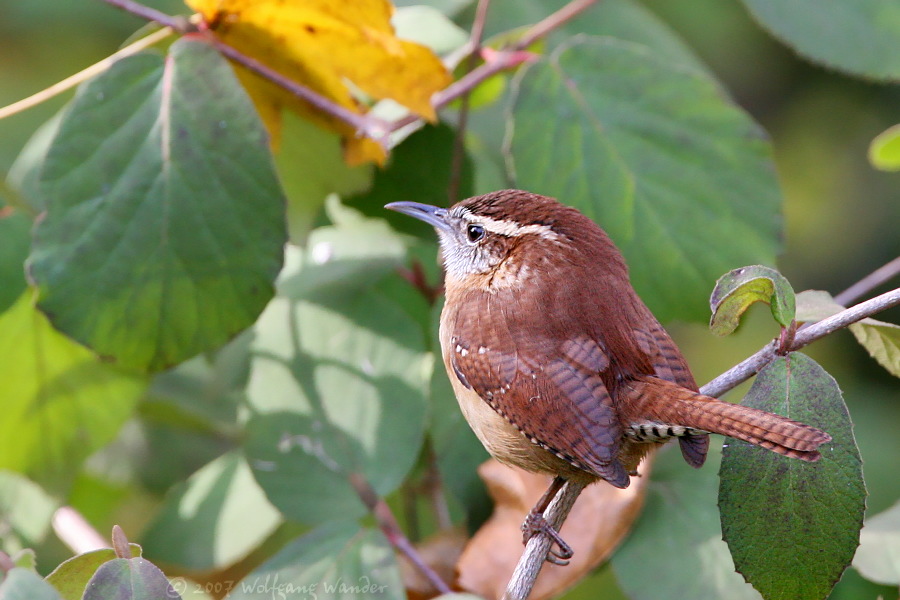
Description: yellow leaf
xmin=186 ymin=0 xmax=452 ymax=165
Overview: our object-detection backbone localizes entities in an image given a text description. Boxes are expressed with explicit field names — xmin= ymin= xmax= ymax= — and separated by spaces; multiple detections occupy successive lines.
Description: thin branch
xmin=512 ymin=0 xmax=598 ymax=50
xmin=101 ymin=0 xmax=191 ymax=31
xmin=448 ymin=0 xmax=492 ymax=204
xmin=348 ymin=473 xmax=452 ymax=595
xmin=834 ymin=256 xmax=900 ymax=306
xmin=702 ymin=287 xmax=900 ymax=398
xmin=388 ymin=0 xmax=599 ymax=135
xmin=396 ymin=260 xmax=443 ymax=305
xmin=95 ymin=0 xmax=596 ymax=152
xmin=100 ymin=0 xmax=394 ymax=147
xmin=0 ymin=26 xmax=174 ymax=120
xmin=201 ymin=34 xmax=394 ymax=148
xmin=435 ymin=0 xmax=598 ymax=110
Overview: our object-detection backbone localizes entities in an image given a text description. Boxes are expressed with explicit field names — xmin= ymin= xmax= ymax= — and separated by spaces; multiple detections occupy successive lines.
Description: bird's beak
xmin=385 ymin=201 xmax=452 ymax=233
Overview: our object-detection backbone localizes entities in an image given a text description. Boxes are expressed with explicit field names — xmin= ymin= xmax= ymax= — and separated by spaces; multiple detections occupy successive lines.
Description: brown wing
xmin=632 ymin=320 xmax=697 ymax=390
xmin=449 ymin=321 xmax=630 ymax=488
xmin=632 ymin=318 xmax=710 ymax=467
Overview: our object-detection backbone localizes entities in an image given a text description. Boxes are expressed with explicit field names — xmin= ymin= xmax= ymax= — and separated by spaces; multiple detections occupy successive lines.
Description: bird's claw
xmin=522 ymin=510 xmax=574 ymax=566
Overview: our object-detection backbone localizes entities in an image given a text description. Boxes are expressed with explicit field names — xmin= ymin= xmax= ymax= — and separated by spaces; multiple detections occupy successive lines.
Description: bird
xmin=386 ymin=189 xmax=831 ymax=564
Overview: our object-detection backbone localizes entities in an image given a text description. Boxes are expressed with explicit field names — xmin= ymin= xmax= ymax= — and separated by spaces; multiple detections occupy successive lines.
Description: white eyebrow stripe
xmin=459 ymin=209 xmax=560 ymax=241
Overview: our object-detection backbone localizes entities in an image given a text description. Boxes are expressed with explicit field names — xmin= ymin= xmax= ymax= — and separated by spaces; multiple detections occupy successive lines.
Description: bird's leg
xmin=521 ymin=476 xmax=573 ymax=565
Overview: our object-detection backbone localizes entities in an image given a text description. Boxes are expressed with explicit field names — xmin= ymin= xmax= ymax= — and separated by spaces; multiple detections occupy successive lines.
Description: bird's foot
xmin=522 ymin=510 xmax=573 ymax=566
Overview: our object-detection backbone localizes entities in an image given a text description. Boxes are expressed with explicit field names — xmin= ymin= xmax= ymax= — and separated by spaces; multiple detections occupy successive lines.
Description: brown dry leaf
xmin=186 ymin=0 xmax=452 ymax=165
xmin=456 ymin=457 xmax=653 ymax=600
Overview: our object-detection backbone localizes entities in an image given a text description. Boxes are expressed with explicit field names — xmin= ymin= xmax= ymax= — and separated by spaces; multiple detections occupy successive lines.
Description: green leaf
xmin=0 ymin=210 xmax=30 ymax=315
xmin=45 ymin=546 xmax=143 ymax=600
xmin=794 ymin=289 xmax=844 ymax=323
xmin=611 ymin=446 xmax=761 ymax=600
xmin=82 ymin=557 xmax=180 ymax=600
xmin=741 ymin=0 xmax=900 ymax=80
xmin=0 ymin=293 xmax=145 ymax=490
xmin=134 ymin=332 xmax=250 ymax=492
xmin=849 ymin=320 xmax=900 ymax=378
xmin=244 ymin=290 xmax=430 ymax=523
xmin=464 ymin=0 xmax=713 ymax=195
xmin=30 ymin=38 xmax=286 ymax=372
xmin=709 ymin=265 xmax=795 ymax=335
xmin=140 ymin=450 xmax=281 ymax=571
xmin=506 ymin=36 xmax=780 ymax=322
xmin=0 ymin=568 xmax=64 ymax=600
xmin=6 ymin=113 xmax=62 ymax=213
xmin=275 ymin=113 xmax=372 ymax=244
xmin=229 ymin=521 xmax=404 ymax=600
xmin=561 ymin=0 xmax=710 ymax=75
xmin=0 ymin=471 xmax=57 ymax=551
xmin=869 ymin=124 xmax=900 ymax=171
xmin=276 ymin=215 xmax=407 ymax=304
xmin=11 ymin=551 xmax=35 ymax=572
xmin=393 ymin=5 xmax=469 ymax=55
xmin=853 ymin=500 xmax=900 ymax=585
xmin=719 ymin=353 xmax=865 ymax=600
xmin=796 ymin=290 xmax=900 ymax=378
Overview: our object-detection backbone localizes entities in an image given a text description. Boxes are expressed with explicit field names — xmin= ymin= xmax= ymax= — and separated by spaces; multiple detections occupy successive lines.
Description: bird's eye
xmin=466 ymin=224 xmax=485 ymax=243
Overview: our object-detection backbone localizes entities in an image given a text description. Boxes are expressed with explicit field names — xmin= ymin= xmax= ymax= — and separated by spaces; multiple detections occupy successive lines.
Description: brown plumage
xmin=387 ymin=189 xmax=831 ymax=562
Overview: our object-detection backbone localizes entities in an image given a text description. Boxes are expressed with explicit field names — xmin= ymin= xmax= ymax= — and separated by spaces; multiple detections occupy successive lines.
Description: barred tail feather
xmin=626 ymin=378 xmax=832 ymax=462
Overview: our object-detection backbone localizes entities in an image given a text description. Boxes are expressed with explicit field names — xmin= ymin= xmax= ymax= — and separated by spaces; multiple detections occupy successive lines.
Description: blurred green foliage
xmin=0 ymin=1 xmax=898 ymax=599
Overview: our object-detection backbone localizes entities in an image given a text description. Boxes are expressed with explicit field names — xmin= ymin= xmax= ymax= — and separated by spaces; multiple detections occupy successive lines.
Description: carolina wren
xmin=386 ymin=190 xmax=830 ymax=563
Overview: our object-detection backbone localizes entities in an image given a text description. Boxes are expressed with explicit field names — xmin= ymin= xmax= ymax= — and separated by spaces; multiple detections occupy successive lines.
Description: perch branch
xmin=503 ymin=480 xmax=588 ymax=600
